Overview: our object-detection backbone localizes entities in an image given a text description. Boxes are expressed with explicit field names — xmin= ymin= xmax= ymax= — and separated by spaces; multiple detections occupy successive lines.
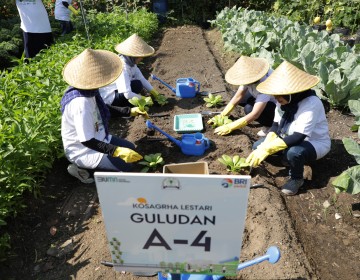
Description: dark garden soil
xmin=2 ymin=25 xmax=360 ymax=280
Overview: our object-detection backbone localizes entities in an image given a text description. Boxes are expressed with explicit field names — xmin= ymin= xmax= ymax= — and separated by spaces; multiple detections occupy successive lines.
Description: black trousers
xmin=239 ymin=94 xmax=275 ymax=127
xmin=23 ymin=32 xmax=53 ymax=58
xmin=58 ymin=20 xmax=74 ymax=35
xmin=112 ymin=80 xmax=144 ymax=107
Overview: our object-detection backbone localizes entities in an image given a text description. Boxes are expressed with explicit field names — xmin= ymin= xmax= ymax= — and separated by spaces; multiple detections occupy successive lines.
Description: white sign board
xmin=95 ymin=172 xmax=251 ymax=276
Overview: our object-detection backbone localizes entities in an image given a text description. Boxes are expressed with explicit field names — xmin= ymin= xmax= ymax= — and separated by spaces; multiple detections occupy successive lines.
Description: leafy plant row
xmin=210 ymin=6 xmax=360 ymax=108
xmin=332 ymin=101 xmax=360 ymax=195
xmin=0 ymin=7 xmax=158 ymax=259
xmin=272 ymin=0 xmax=360 ymax=34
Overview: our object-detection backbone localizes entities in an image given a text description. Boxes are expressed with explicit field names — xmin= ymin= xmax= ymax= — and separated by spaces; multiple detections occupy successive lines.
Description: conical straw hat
xmin=256 ymin=61 xmax=320 ymax=95
xmin=62 ymin=49 xmax=123 ymax=90
xmin=115 ymin=34 xmax=155 ymax=57
xmin=225 ymin=56 xmax=270 ymax=85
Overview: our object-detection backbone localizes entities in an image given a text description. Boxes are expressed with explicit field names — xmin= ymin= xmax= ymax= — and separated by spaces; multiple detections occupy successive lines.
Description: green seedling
xmin=210 ymin=115 xmax=232 ymax=128
xmin=218 ymin=154 xmax=250 ymax=174
xmin=203 ymin=93 xmax=224 ymax=107
xmin=128 ymin=96 xmax=154 ymax=113
xmin=154 ymin=94 xmax=168 ymax=106
xmin=138 ymin=153 xmax=165 ymax=172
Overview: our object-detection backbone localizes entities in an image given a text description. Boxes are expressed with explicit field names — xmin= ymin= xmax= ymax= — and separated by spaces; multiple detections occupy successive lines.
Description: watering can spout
xmin=151 ymin=74 xmax=176 ymax=94
xmin=146 ymin=121 xmax=182 ymax=147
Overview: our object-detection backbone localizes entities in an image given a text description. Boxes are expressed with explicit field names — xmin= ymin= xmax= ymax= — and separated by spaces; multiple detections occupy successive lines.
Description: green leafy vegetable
xmin=218 ymin=154 xmax=250 ymax=174
xmin=138 ymin=153 xmax=165 ymax=172
xmin=203 ymin=93 xmax=224 ymax=107
xmin=128 ymin=96 xmax=153 ymax=112
xmin=154 ymin=94 xmax=168 ymax=106
xmin=210 ymin=115 xmax=232 ymax=128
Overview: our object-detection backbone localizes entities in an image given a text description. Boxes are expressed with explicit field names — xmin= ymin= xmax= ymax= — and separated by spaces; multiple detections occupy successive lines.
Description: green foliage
xmin=332 ymin=100 xmax=360 ymax=195
xmin=167 ymin=0 xmax=272 ymax=27
xmin=210 ymin=115 xmax=232 ymax=128
xmin=348 ymin=100 xmax=360 ymax=137
xmin=218 ymin=154 xmax=250 ymax=174
xmin=154 ymin=94 xmax=168 ymax=106
xmin=128 ymin=96 xmax=153 ymax=112
xmin=138 ymin=153 xmax=165 ymax=172
xmin=332 ymin=138 xmax=360 ymax=195
xmin=272 ymin=0 xmax=360 ymax=32
xmin=203 ymin=93 xmax=224 ymax=107
xmin=0 ymin=18 xmax=21 ymax=69
xmin=0 ymin=7 xmax=158 ymax=260
xmin=211 ymin=7 xmax=360 ymax=108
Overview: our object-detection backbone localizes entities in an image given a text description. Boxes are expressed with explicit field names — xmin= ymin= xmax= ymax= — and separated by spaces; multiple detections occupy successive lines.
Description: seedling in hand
xmin=210 ymin=114 xmax=232 ymax=128
xmin=129 ymin=96 xmax=153 ymax=113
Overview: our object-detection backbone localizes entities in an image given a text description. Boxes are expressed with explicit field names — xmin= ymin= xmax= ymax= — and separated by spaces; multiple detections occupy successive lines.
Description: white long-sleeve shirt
xmin=16 ymin=0 xmax=52 ymax=33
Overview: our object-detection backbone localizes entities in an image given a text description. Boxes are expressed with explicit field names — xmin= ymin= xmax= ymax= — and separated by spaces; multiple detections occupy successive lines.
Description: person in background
xmin=61 ymin=49 xmax=143 ymax=184
xmin=246 ymin=61 xmax=331 ymax=195
xmin=16 ymin=0 xmax=54 ymax=59
xmin=100 ymin=34 xmax=165 ymax=107
xmin=208 ymin=56 xmax=276 ymax=137
xmin=54 ymin=0 xmax=79 ymax=36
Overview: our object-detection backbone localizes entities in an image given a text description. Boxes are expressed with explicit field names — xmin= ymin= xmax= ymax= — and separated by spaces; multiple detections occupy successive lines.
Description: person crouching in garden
xmin=246 ymin=61 xmax=331 ymax=195
xmin=208 ymin=56 xmax=276 ymax=137
xmin=61 ymin=49 xmax=143 ymax=183
xmin=100 ymin=33 xmax=165 ymax=107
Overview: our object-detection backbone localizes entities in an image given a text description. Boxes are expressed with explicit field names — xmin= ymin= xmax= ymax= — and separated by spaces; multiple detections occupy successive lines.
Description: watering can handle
xmin=204 ymin=137 xmax=210 ymax=150
xmin=194 ymin=80 xmax=201 ymax=93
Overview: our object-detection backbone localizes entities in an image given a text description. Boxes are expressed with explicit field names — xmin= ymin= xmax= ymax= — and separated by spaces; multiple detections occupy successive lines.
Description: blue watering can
xmin=146 ymin=120 xmax=210 ymax=156
xmin=151 ymin=74 xmax=201 ymax=98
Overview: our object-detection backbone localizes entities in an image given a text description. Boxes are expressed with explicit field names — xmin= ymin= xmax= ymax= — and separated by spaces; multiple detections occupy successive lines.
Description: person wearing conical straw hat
xmin=61 ymin=49 xmax=144 ymax=184
xmin=99 ymin=33 xmax=167 ymax=108
xmin=246 ymin=61 xmax=331 ymax=195
xmin=208 ymin=56 xmax=276 ymax=137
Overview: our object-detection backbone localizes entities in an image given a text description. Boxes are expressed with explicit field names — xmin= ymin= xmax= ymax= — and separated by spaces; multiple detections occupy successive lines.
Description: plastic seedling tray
xmin=174 ymin=113 xmax=203 ymax=133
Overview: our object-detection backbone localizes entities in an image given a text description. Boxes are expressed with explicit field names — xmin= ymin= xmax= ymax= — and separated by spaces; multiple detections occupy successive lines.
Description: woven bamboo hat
xmin=62 ymin=49 xmax=123 ymax=90
xmin=256 ymin=61 xmax=320 ymax=95
xmin=225 ymin=56 xmax=270 ymax=85
xmin=115 ymin=34 xmax=155 ymax=57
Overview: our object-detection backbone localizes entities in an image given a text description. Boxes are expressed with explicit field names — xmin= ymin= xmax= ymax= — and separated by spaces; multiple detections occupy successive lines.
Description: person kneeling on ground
xmin=100 ymin=33 xmax=166 ymax=107
xmin=246 ymin=61 xmax=331 ymax=195
xmin=208 ymin=56 xmax=276 ymax=137
xmin=61 ymin=49 xmax=143 ymax=184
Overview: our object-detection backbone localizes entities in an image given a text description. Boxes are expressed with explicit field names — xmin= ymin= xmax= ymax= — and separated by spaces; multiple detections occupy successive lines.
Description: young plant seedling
xmin=138 ymin=153 xmax=165 ymax=172
xmin=203 ymin=93 xmax=224 ymax=107
xmin=128 ymin=96 xmax=153 ymax=113
xmin=154 ymin=94 xmax=168 ymax=106
xmin=218 ymin=154 xmax=250 ymax=174
xmin=210 ymin=114 xmax=232 ymax=128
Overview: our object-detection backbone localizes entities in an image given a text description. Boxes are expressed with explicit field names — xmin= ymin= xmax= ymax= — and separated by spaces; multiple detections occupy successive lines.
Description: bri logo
xmin=221 ymin=178 xmax=233 ymax=188
xmin=221 ymin=178 xmax=248 ymax=188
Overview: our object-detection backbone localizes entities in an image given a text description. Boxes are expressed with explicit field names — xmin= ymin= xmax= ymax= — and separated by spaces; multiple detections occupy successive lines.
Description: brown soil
xmin=2 ymin=25 xmax=360 ymax=280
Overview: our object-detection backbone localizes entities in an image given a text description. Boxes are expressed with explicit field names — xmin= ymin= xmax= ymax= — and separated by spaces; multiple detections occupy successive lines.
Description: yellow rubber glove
xmin=113 ymin=147 xmax=143 ymax=163
xmin=257 ymin=131 xmax=278 ymax=147
xmin=149 ymin=89 xmax=160 ymax=98
xmin=68 ymin=5 xmax=79 ymax=15
xmin=246 ymin=136 xmax=287 ymax=167
xmin=214 ymin=117 xmax=247 ymax=136
xmin=221 ymin=102 xmax=235 ymax=116
xmin=207 ymin=103 xmax=235 ymax=125
xmin=130 ymin=107 xmax=149 ymax=119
